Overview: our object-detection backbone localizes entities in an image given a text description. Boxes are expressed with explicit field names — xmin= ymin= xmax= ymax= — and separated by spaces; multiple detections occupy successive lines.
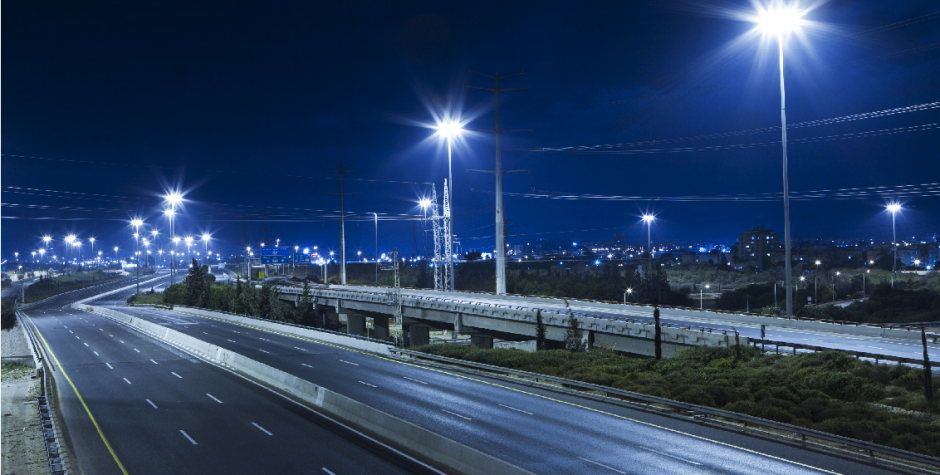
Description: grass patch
xmin=415 ymin=344 xmax=940 ymax=456
xmin=1 ymin=362 xmax=33 ymax=381
xmin=24 ymin=272 xmax=127 ymax=303
xmin=127 ymin=292 xmax=166 ymax=305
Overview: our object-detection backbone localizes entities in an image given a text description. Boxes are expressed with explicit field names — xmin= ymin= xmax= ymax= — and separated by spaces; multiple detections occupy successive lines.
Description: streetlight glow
xmin=756 ymin=7 xmax=805 ymax=35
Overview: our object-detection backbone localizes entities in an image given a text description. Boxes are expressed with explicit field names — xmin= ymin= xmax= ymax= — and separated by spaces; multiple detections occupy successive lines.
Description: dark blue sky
xmin=3 ymin=0 xmax=939 ymax=260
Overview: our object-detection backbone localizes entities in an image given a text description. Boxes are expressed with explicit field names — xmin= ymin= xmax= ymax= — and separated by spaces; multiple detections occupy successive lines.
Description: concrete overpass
xmin=273 ymin=284 xmax=939 ymax=363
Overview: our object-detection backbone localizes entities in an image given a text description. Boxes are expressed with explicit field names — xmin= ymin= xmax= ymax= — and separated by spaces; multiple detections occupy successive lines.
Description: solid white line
xmin=147 ymin=399 xmax=158 ymax=409
xmin=642 ymin=448 xmax=702 ymax=466
xmin=259 ymin=349 xmax=270 ymax=354
xmin=403 ymin=377 xmax=427 ymax=385
xmin=134 ymin=348 xmax=140 ymax=353
xmin=252 ymin=422 xmax=272 ymax=436
xmin=106 ymin=363 xmax=113 ymax=369
xmin=339 ymin=360 xmax=358 ymax=366
xmin=358 ymin=381 xmax=377 ymax=388
xmin=150 ymin=359 xmax=159 ymax=364
xmin=123 ymin=378 xmax=132 ymax=384
xmin=499 ymin=404 xmax=534 ymax=415
xmin=578 ymin=457 xmax=627 ymax=474
xmin=206 ymin=393 xmax=223 ymax=403
xmin=84 ymin=343 xmax=89 ymax=347
xmin=301 ymin=363 xmax=313 ymax=368
xmin=180 ymin=430 xmax=197 ymax=445
xmin=93 ymin=351 xmax=99 ymax=356
xmin=322 ymin=468 xmax=336 ymax=475
xmin=441 ymin=409 xmax=472 ymax=421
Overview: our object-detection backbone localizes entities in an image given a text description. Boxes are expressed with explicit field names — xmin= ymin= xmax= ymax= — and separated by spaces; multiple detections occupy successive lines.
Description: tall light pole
xmin=374 ymin=212 xmax=378 ymax=284
xmin=754 ymin=5 xmax=805 ymax=317
xmin=434 ymin=122 xmax=463 ymax=292
xmin=65 ymin=234 xmax=76 ymax=273
xmin=164 ymin=191 xmax=183 ymax=284
xmin=642 ymin=214 xmax=655 ymax=273
xmin=814 ymin=260 xmax=820 ymax=304
xmin=114 ymin=246 xmax=119 ymax=265
xmin=185 ymin=237 xmax=193 ymax=267
xmin=43 ymin=236 xmax=52 ymax=265
xmin=887 ymin=203 xmax=901 ymax=288
xmin=173 ymin=237 xmax=181 ymax=282
xmin=202 ymin=234 xmax=211 ymax=266
xmin=419 ymin=199 xmax=431 ymax=262
xmin=151 ymin=230 xmax=160 ymax=266
xmin=132 ymin=219 xmax=143 ymax=293
xmin=89 ymin=238 xmax=95 ymax=269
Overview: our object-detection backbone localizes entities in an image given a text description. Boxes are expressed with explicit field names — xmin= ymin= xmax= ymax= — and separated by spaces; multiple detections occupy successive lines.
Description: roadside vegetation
xmin=135 ymin=259 xmax=317 ymax=326
xmin=1 ymin=300 xmax=17 ymax=330
xmin=24 ymin=271 xmax=127 ymax=303
xmin=416 ymin=344 xmax=939 ymax=456
xmin=1 ymin=363 xmax=32 ymax=381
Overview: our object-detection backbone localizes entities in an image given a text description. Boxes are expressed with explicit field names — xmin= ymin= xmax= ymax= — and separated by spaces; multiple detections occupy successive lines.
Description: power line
xmin=537 ymin=101 xmax=940 ymax=152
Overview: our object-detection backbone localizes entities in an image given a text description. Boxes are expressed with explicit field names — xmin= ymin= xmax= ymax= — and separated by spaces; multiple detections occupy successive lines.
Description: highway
xmin=332 ymin=285 xmax=940 ymax=363
xmin=104 ymin=291 xmax=903 ymax=474
xmin=20 ymin=272 xmax=430 ymax=475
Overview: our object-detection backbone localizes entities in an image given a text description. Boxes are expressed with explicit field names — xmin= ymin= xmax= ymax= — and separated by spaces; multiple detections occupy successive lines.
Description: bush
xmin=414 ymin=344 xmax=940 ymax=456
xmin=1 ymin=301 xmax=16 ymax=330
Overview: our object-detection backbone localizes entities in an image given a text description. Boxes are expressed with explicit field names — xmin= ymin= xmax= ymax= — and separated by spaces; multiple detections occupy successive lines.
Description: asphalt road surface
xmin=107 ymin=294 xmax=907 ymax=474
xmin=20 ymin=272 xmax=431 ymax=475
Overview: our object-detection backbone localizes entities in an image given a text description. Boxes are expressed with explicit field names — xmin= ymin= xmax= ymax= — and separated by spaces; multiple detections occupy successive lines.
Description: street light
xmin=434 ymin=121 xmax=463 ymax=292
xmin=43 ymin=236 xmax=52 ymax=264
xmin=887 ymin=203 xmax=901 ymax=287
xmin=642 ymin=214 xmax=655 ymax=272
xmin=164 ymin=191 xmax=184 ymax=284
xmin=65 ymin=235 xmax=76 ymax=273
xmin=202 ymin=234 xmax=211 ymax=265
xmin=419 ymin=199 xmax=431 ymax=262
xmin=89 ymin=237 xmax=96 ymax=268
xmin=753 ymin=3 xmax=806 ymax=318
xmin=132 ymin=219 xmax=143 ymax=293
xmin=624 ymin=287 xmax=633 ymax=305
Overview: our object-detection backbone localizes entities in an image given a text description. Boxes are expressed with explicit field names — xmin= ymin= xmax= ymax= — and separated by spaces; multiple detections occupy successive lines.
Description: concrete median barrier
xmin=81 ymin=304 xmax=532 ymax=475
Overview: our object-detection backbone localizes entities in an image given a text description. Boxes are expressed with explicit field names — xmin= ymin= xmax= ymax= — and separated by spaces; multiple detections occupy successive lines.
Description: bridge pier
xmin=346 ymin=313 xmax=366 ymax=336
xmin=404 ymin=323 xmax=430 ymax=347
xmin=470 ymin=335 xmax=493 ymax=349
xmin=372 ymin=316 xmax=390 ymax=339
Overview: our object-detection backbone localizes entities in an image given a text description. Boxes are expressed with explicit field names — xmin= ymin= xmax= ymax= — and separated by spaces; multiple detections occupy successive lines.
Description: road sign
xmin=294 ymin=253 xmax=311 ymax=264
xmin=261 ymin=247 xmax=290 ymax=264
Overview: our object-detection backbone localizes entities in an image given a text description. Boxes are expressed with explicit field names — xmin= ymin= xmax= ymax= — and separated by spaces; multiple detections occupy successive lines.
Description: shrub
xmin=1 ymin=301 xmax=16 ymax=330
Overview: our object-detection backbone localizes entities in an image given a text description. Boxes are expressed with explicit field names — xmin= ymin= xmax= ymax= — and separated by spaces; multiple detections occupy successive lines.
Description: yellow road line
xmin=169 ymin=309 xmax=838 ymax=473
xmin=23 ymin=312 xmax=130 ymax=475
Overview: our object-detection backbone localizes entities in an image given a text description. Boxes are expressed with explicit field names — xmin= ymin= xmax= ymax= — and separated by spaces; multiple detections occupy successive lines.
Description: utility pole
xmin=327 ymin=164 xmax=358 ymax=286
xmin=469 ymin=69 xmax=529 ymax=295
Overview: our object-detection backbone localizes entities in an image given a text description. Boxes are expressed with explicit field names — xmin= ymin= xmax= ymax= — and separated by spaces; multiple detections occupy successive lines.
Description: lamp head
xmin=435 ymin=121 xmax=463 ymax=139
xmin=164 ymin=209 xmax=175 ymax=218
xmin=641 ymin=214 xmax=655 ymax=224
xmin=202 ymin=233 xmax=211 ymax=241
xmin=756 ymin=6 xmax=805 ymax=35
xmin=418 ymin=199 xmax=432 ymax=209
xmin=887 ymin=203 xmax=902 ymax=214
xmin=43 ymin=236 xmax=52 ymax=243
xmin=131 ymin=219 xmax=143 ymax=227
xmin=164 ymin=191 xmax=184 ymax=207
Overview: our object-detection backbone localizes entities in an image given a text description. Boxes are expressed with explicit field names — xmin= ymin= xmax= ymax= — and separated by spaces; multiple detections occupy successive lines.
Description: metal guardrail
xmin=390 ymin=348 xmax=940 ymax=469
xmin=751 ymin=338 xmax=940 ymax=368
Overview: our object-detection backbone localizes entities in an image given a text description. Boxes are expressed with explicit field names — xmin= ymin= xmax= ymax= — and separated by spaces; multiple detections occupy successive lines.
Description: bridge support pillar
xmin=470 ymin=335 xmax=493 ymax=349
xmin=406 ymin=324 xmax=430 ymax=347
xmin=346 ymin=313 xmax=366 ymax=336
xmin=372 ymin=316 xmax=390 ymax=339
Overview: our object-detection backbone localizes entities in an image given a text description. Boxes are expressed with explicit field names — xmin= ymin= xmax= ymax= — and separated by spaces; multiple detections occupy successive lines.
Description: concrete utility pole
xmin=469 ymin=70 xmax=529 ymax=295
xmin=327 ymin=164 xmax=358 ymax=286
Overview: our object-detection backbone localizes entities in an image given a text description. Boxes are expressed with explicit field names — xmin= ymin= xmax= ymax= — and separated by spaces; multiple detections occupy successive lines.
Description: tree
xmin=563 ymin=300 xmax=586 ymax=352
xmin=535 ymin=309 xmax=546 ymax=350
xmin=923 ymin=325 xmax=934 ymax=410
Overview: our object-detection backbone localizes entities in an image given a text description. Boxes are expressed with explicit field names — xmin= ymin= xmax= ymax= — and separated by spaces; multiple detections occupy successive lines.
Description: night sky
xmin=3 ymin=0 xmax=939 ymax=261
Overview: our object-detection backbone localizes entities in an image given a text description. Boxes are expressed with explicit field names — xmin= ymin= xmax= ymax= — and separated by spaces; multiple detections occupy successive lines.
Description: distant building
xmin=734 ymin=227 xmax=780 ymax=271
